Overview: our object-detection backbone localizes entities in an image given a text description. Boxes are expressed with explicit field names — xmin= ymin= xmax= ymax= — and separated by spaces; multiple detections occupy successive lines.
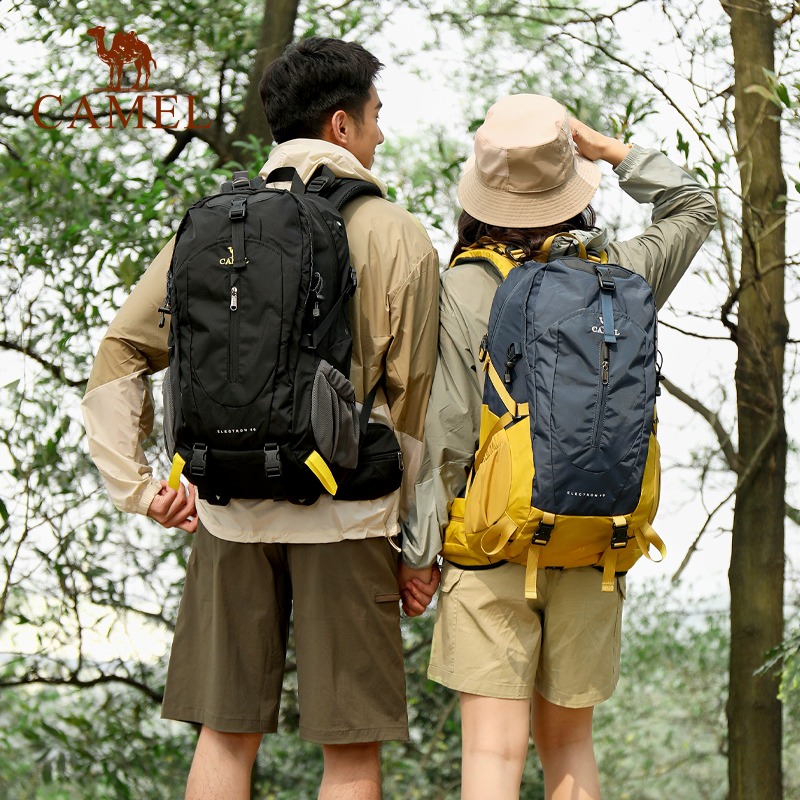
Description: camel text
xmin=32 ymin=94 xmax=212 ymax=130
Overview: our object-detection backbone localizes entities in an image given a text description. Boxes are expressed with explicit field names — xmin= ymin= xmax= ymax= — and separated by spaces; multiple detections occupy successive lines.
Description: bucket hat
xmin=457 ymin=94 xmax=601 ymax=227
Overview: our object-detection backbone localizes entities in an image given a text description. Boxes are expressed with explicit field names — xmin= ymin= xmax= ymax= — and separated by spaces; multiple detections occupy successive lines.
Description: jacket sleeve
xmin=81 ymin=238 xmax=174 ymax=515
xmin=607 ymin=146 xmax=718 ymax=307
xmin=401 ymin=263 xmax=495 ymax=569
xmin=385 ymin=241 xmax=441 ymax=526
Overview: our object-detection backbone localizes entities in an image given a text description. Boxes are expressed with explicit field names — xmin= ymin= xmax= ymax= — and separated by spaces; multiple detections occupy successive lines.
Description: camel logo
xmin=31 ymin=25 xmax=210 ymax=132
xmin=86 ymin=26 xmax=156 ymax=92
xmin=591 ymin=315 xmax=620 ymax=337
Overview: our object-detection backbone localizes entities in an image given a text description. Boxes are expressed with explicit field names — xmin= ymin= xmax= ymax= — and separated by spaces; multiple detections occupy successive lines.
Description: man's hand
xmin=147 ymin=480 xmax=198 ymax=533
xmin=398 ymin=561 xmax=441 ymax=617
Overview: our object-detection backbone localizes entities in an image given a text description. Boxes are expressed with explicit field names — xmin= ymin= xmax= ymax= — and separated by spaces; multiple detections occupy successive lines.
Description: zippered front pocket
xmin=228 ymin=276 xmax=240 ymax=383
xmin=591 ymin=341 xmax=610 ymax=448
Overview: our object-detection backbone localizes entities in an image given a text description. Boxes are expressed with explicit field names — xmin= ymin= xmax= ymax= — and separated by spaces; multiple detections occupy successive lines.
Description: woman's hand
xmin=570 ymin=118 xmax=632 ymax=168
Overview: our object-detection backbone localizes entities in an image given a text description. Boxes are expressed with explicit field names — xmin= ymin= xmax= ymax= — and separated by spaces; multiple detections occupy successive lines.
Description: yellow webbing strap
xmin=634 ymin=522 xmax=667 ymax=562
xmin=602 ymin=547 xmax=619 ymax=592
xmin=525 ymin=546 xmax=542 ymax=599
xmin=486 ymin=358 xmax=528 ymax=418
xmin=480 ymin=514 xmax=518 ymax=556
xmin=168 ymin=453 xmax=186 ymax=490
xmin=304 ymin=451 xmax=338 ymax=495
xmin=450 ymin=247 xmax=520 ymax=280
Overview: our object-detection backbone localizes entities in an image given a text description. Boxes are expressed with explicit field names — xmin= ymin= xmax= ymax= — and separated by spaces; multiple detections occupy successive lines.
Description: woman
xmin=401 ymin=94 xmax=717 ymax=799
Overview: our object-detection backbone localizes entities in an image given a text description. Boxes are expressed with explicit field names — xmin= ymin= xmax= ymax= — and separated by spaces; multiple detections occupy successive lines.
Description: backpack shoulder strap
xmin=305 ymin=164 xmax=382 ymax=210
xmin=449 ymin=246 xmax=521 ymax=281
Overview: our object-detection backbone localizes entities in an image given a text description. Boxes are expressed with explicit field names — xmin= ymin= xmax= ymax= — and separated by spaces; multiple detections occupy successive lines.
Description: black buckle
xmin=596 ymin=267 xmax=615 ymax=292
xmin=610 ymin=521 xmax=629 ymax=549
xmin=504 ymin=342 xmax=523 ymax=384
xmin=264 ymin=445 xmax=282 ymax=479
xmin=478 ymin=334 xmax=488 ymax=363
xmin=306 ymin=168 xmax=336 ymax=195
xmin=231 ymin=171 xmax=250 ymax=190
xmin=347 ymin=267 xmax=358 ymax=295
xmin=533 ymin=520 xmax=554 ymax=546
xmin=190 ymin=443 xmax=208 ymax=477
xmin=229 ymin=197 xmax=247 ymax=220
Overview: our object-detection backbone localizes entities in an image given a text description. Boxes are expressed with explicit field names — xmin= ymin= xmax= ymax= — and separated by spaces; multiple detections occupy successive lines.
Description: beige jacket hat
xmin=457 ymin=94 xmax=602 ymax=227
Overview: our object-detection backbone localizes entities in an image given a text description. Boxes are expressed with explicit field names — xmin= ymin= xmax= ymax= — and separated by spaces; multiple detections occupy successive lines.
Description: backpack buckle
xmin=610 ymin=519 xmax=629 ymax=549
xmin=478 ymin=334 xmax=488 ymax=362
xmin=229 ymin=197 xmax=247 ymax=220
xmin=533 ymin=519 xmax=554 ymax=546
xmin=264 ymin=445 xmax=282 ymax=479
xmin=189 ymin=443 xmax=208 ymax=478
xmin=596 ymin=267 xmax=616 ymax=292
xmin=306 ymin=166 xmax=337 ymax=195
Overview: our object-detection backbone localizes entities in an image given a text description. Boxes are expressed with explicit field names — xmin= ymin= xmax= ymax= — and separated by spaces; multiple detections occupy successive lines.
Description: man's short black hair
xmin=260 ymin=37 xmax=384 ymax=144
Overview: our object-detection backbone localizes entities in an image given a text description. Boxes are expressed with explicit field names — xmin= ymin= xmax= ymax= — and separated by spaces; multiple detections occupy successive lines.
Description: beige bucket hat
xmin=457 ymin=94 xmax=601 ymax=227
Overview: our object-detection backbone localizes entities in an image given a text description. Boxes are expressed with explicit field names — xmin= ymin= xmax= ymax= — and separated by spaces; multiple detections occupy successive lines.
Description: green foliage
xmin=5 ymin=0 xmax=780 ymax=797
xmin=9 ymin=586 xmax=800 ymax=799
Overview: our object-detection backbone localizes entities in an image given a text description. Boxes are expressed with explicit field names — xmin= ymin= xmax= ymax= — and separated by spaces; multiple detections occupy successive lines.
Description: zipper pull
xmin=504 ymin=342 xmax=523 ymax=384
xmin=601 ymin=342 xmax=609 ymax=385
xmin=230 ymin=285 xmax=239 ymax=311
xmin=311 ymin=273 xmax=324 ymax=318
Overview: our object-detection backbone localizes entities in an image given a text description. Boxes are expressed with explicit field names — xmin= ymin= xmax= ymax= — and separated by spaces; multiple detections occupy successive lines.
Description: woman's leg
xmin=531 ymin=690 xmax=599 ymax=800
xmin=460 ymin=692 xmax=531 ymax=800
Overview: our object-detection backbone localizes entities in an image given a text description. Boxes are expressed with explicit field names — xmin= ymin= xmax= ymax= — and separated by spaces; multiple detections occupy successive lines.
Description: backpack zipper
xmin=591 ymin=341 xmax=609 ymax=448
xmin=228 ymin=277 xmax=239 ymax=382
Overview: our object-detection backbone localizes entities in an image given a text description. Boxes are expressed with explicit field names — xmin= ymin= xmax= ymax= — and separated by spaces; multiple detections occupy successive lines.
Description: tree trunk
xmin=724 ymin=1 xmax=788 ymax=797
xmin=229 ymin=0 xmax=301 ymax=162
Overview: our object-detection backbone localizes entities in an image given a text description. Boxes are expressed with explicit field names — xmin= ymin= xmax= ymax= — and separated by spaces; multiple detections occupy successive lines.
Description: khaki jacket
xmin=83 ymin=139 xmax=440 ymax=551
xmin=404 ymin=145 xmax=719 ymax=569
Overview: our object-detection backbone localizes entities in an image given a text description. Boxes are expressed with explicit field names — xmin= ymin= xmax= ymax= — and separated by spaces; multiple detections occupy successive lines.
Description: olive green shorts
xmin=428 ymin=562 xmax=625 ymax=708
xmin=161 ymin=523 xmax=408 ymax=744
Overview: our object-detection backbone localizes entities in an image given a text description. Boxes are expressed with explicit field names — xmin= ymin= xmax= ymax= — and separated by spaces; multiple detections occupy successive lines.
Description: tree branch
xmin=0 ymin=668 xmax=163 ymax=705
xmin=672 ymin=415 xmax=779 ymax=582
xmin=0 ymin=338 xmax=86 ymax=389
xmin=660 ymin=375 xmax=739 ymax=472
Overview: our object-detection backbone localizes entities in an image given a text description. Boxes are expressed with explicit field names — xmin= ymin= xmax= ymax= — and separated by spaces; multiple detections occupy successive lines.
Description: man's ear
xmin=326 ymin=109 xmax=350 ymax=148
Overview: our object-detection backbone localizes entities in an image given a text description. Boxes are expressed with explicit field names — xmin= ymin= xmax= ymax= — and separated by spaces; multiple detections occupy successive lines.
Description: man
xmin=82 ymin=37 xmax=440 ymax=800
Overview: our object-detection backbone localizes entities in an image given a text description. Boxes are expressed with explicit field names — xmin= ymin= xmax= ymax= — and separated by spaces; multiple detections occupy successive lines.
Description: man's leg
xmin=288 ymin=538 xmax=408 ymax=796
xmin=460 ymin=693 xmax=530 ymax=800
xmin=185 ymin=727 xmax=263 ymax=800
xmin=531 ymin=691 xmax=599 ymax=800
xmin=319 ymin=742 xmax=382 ymax=800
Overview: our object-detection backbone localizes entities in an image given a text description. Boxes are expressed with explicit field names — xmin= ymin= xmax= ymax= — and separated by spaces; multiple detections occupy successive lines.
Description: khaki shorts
xmin=161 ymin=523 xmax=408 ymax=744
xmin=428 ymin=562 xmax=625 ymax=708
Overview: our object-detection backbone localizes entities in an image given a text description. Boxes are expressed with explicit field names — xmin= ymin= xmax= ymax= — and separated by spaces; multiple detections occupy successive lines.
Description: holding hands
xmin=398 ymin=561 xmax=441 ymax=617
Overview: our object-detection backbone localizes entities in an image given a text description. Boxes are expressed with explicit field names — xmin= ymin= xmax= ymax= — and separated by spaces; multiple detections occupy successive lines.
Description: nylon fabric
xmin=440 ymin=247 xmax=664 ymax=592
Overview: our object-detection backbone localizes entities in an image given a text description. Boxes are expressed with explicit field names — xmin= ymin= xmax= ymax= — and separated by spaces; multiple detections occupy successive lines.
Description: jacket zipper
xmin=228 ymin=277 xmax=239 ymax=382
xmin=591 ymin=342 xmax=609 ymax=448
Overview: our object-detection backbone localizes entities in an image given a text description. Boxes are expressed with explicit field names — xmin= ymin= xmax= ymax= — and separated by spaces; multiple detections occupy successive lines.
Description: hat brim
xmin=457 ymin=153 xmax=601 ymax=228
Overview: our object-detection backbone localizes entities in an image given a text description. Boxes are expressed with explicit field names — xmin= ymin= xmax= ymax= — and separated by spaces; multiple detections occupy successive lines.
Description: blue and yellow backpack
xmin=441 ymin=236 xmax=666 ymax=596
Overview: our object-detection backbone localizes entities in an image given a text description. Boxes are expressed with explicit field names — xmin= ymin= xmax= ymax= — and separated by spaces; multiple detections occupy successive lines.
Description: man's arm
xmin=82 ymin=237 xmax=196 ymax=530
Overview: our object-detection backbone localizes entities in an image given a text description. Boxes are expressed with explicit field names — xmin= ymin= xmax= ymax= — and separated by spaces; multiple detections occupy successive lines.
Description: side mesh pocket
xmin=162 ymin=367 xmax=176 ymax=459
xmin=311 ymin=360 xmax=360 ymax=468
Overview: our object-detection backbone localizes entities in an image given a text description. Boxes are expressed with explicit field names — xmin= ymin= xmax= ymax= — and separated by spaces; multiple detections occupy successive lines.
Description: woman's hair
xmin=449 ymin=207 xmax=596 ymax=264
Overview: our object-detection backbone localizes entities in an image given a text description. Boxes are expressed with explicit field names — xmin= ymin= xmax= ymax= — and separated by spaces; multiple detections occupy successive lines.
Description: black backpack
xmin=160 ymin=165 xmax=403 ymax=505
